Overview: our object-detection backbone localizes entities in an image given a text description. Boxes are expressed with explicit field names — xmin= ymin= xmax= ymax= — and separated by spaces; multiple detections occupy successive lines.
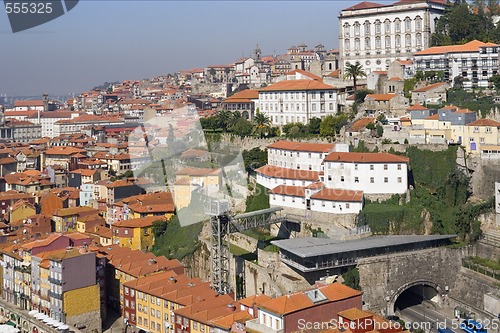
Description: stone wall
xmin=357 ymin=246 xmax=472 ymax=315
xmin=468 ymin=156 xmax=500 ymax=199
xmin=66 ymin=309 xmax=102 ymax=333
xmin=449 ymin=268 xmax=500 ymax=321
xmin=475 ymin=241 xmax=500 ymax=261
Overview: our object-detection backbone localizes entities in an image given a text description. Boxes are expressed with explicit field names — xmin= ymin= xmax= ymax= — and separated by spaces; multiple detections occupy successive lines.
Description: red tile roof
xmin=286 ymin=69 xmax=322 ymax=81
xmin=269 ymin=185 xmax=306 ymax=197
xmin=267 ymin=140 xmax=335 ymax=153
xmin=407 ymin=104 xmax=428 ymax=111
xmin=412 ymin=82 xmax=447 ymax=92
xmin=260 ymin=79 xmax=334 ymax=92
xmin=349 ymin=118 xmax=376 ymax=132
xmin=365 ymin=94 xmax=397 ymax=101
xmin=324 ymin=152 xmax=409 ymax=163
xmin=255 ymin=165 xmax=320 ymax=181
xmin=311 ymin=188 xmax=364 ymax=202
xmin=415 ymin=40 xmax=498 ymax=55
xmin=343 ymin=1 xmax=385 ymax=10
xmin=467 ymin=119 xmax=500 ymax=127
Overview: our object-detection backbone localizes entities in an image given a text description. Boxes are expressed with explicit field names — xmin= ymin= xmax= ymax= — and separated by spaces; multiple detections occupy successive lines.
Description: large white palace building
xmin=338 ymin=0 xmax=447 ymax=74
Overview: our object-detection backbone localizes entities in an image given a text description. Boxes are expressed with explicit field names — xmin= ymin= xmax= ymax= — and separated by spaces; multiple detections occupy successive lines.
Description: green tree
xmin=376 ymin=124 xmax=384 ymax=138
xmin=344 ymin=62 xmax=366 ymax=92
xmin=152 ymin=220 xmax=168 ymax=239
xmin=215 ymin=110 xmax=232 ymax=132
xmin=252 ymin=112 xmax=272 ymax=138
xmin=354 ymin=89 xmax=373 ymax=104
xmin=320 ymin=114 xmax=349 ymax=137
xmin=230 ymin=118 xmax=253 ymax=136
xmin=242 ymin=147 xmax=267 ymax=173
xmin=489 ymin=74 xmax=500 ymax=90
xmin=306 ymin=117 xmax=321 ymax=134
xmin=342 ymin=267 xmax=361 ymax=290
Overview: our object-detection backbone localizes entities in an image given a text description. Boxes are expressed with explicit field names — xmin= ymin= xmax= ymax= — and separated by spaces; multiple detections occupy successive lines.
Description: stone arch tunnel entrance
xmin=391 ymin=281 xmax=441 ymax=315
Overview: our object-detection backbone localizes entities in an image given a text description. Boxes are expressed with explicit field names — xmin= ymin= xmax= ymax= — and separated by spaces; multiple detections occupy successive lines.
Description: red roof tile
xmin=324 ymin=152 xmax=409 ymax=163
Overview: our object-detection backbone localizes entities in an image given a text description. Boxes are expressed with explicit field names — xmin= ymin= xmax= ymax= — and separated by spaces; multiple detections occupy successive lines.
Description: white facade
xmin=256 ymin=172 xmax=316 ymax=190
xmin=309 ymin=197 xmax=363 ymax=214
xmin=257 ymin=81 xmax=339 ymax=126
xmin=267 ymin=148 xmax=332 ymax=172
xmin=339 ymin=0 xmax=446 ymax=73
xmin=414 ymin=41 xmax=499 ymax=89
xmin=323 ymin=153 xmax=409 ymax=194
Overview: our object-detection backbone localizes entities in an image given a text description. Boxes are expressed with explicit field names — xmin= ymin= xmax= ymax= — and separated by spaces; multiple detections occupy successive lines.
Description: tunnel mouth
xmin=394 ymin=283 xmax=439 ymax=313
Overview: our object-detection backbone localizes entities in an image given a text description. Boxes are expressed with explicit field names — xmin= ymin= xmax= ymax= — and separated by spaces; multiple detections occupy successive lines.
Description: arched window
xmin=395 ymin=34 xmax=401 ymax=48
xmin=364 ymin=20 xmax=371 ymax=35
xmin=355 ymin=38 xmax=360 ymax=51
xmin=416 ymin=33 xmax=422 ymax=47
xmin=344 ymin=23 xmax=350 ymax=36
xmin=405 ymin=34 xmax=411 ymax=47
xmin=415 ymin=16 xmax=422 ymax=31
xmin=394 ymin=18 xmax=401 ymax=33
xmin=385 ymin=35 xmax=391 ymax=49
xmin=384 ymin=19 xmax=391 ymax=33
xmin=405 ymin=17 xmax=411 ymax=32
xmin=375 ymin=20 xmax=381 ymax=34
xmin=354 ymin=22 xmax=360 ymax=36
xmin=345 ymin=39 xmax=350 ymax=51
xmin=375 ymin=36 xmax=381 ymax=49
xmin=365 ymin=37 xmax=371 ymax=50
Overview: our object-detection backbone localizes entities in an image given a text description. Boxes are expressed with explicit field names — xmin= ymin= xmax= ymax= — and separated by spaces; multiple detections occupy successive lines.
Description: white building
xmin=414 ymin=40 xmax=499 ymax=89
xmin=338 ymin=0 xmax=446 ymax=73
xmin=26 ymin=110 xmax=80 ymax=138
xmin=269 ymin=184 xmax=364 ymax=214
xmin=255 ymin=165 xmax=320 ymax=189
xmin=257 ymin=79 xmax=339 ymax=126
xmin=323 ymin=152 xmax=409 ymax=194
xmin=266 ymin=140 xmax=336 ymax=172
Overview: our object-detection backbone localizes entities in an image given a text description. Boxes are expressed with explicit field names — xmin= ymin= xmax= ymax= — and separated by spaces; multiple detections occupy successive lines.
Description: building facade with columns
xmin=338 ymin=0 xmax=446 ymax=74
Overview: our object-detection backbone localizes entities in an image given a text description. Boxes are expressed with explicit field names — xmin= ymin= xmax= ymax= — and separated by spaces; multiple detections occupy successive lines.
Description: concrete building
xmin=414 ymin=40 xmax=499 ymax=89
xmin=266 ymin=140 xmax=336 ymax=172
xmin=338 ymin=0 xmax=446 ymax=73
xmin=411 ymin=82 xmax=450 ymax=106
xmin=221 ymin=90 xmax=259 ymax=121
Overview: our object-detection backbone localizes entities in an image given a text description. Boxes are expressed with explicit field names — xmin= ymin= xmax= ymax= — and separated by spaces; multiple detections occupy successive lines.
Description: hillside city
xmin=0 ymin=1 xmax=499 ymax=333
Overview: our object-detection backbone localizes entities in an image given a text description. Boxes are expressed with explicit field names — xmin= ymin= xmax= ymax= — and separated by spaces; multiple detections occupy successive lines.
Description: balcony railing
xmin=48 ymin=291 xmax=62 ymax=300
xmin=48 ymin=277 xmax=63 ymax=285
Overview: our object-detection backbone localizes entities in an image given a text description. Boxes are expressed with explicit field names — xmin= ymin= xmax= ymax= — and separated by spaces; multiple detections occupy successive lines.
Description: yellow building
xmin=111 ymin=216 xmax=167 ymax=251
xmin=122 ymin=271 xmax=217 ymax=333
xmin=173 ymin=167 xmax=221 ymax=210
xmin=458 ymin=119 xmax=500 ymax=154
xmin=63 ymin=284 xmax=100 ymax=319
xmin=9 ymin=199 xmax=36 ymax=227
xmin=123 ymin=192 xmax=175 ymax=220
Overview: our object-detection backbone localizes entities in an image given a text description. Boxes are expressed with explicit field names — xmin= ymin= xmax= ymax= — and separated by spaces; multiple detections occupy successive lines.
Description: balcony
xmin=245 ymin=319 xmax=283 ymax=333
xmin=48 ymin=277 xmax=63 ymax=285
xmin=48 ymin=291 xmax=62 ymax=300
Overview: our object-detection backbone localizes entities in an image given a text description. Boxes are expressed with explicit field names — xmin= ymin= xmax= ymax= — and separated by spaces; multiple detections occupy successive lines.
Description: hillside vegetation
xmin=359 ymin=146 xmax=494 ymax=240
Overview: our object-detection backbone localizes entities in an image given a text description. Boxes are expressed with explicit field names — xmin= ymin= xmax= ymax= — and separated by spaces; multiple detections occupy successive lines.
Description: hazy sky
xmin=0 ymin=0 xmax=370 ymax=96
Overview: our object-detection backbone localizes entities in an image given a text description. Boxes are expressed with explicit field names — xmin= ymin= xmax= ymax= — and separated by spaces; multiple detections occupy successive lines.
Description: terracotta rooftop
xmin=286 ymin=69 xmax=322 ymax=81
xmin=311 ymin=188 xmax=364 ymax=202
xmin=348 ymin=118 xmax=376 ymax=132
xmin=255 ymin=165 xmax=320 ymax=181
xmin=324 ymin=152 xmax=409 ymax=163
xmin=365 ymin=94 xmax=397 ymax=101
xmin=412 ymin=82 xmax=448 ymax=93
xmin=269 ymin=185 xmax=306 ymax=198
xmin=407 ymin=104 xmax=428 ymax=111
xmin=267 ymin=140 xmax=335 ymax=153
xmin=467 ymin=119 xmax=500 ymax=127
xmin=260 ymin=79 xmax=334 ymax=92
xmin=416 ymin=40 xmax=498 ymax=55
xmin=338 ymin=308 xmax=373 ymax=320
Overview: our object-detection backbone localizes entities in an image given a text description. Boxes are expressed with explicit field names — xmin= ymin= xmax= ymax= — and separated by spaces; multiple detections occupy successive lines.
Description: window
xmin=124 ymin=230 xmax=128 ymax=235
xmin=144 ymin=319 xmax=148 ymax=327
xmin=346 ymin=203 xmax=350 ymax=209
xmin=151 ymin=321 xmax=155 ymax=329
xmin=354 ymin=164 xmax=358 ymax=170
xmin=384 ymin=177 xmax=388 ymax=183
xmin=375 ymin=36 xmax=381 ymax=49
xmin=480 ymin=137 xmax=485 ymax=143
xmin=365 ymin=37 xmax=371 ymax=50
xmin=370 ymin=177 xmax=374 ymax=183
xmin=138 ymin=304 xmax=143 ymax=312
xmin=397 ymin=177 xmax=402 ymax=183
xmin=144 ymin=306 xmax=148 ymax=313
xmin=405 ymin=17 xmax=411 ymax=31
xmin=322 ymin=201 xmax=325 ymax=207
xmin=385 ymin=35 xmax=391 ymax=49
xmin=355 ymin=38 xmax=360 ymax=51
xmin=157 ymin=310 xmax=161 ymax=318
xmin=131 ymin=301 xmax=135 ymax=310
xmin=415 ymin=16 xmax=422 ymax=31
xmin=355 ymin=177 xmax=359 ymax=183
xmin=193 ymin=322 xmax=198 ymax=330
xmin=151 ymin=296 xmax=155 ymax=304
xmin=354 ymin=22 xmax=360 ymax=36
xmin=397 ymin=164 xmax=402 ymax=170
xmin=395 ymin=18 xmax=401 ymax=32
xmin=385 ymin=19 xmax=391 ymax=33
xmin=125 ymin=287 xmax=129 ymax=295
xmin=151 ymin=308 xmax=155 ymax=316
xmin=157 ymin=323 xmax=161 ymax=331
xmin=364 ymin=21 xmax=371 ymax=35
xmin=139 ymin=317 xmax=142 ymax=325
xmin=370 ymin=164 xmax=374 ymax=170
xmin=395 ymin=35 xmax=401 ymax=48
xmin=486 ymin=127 xmax=492 ymax=133
xmin=341 ymin=176 xmax=345 ymax=182
xmin=416 ymin=33 xmax=422 ymax=47
xmin=375 ymin=20 xmax=381 ymax=34
xmin=405 ymin=34 xmax=411 ymax=47
xmin=474 ymin=127 xmax=479 ymax=133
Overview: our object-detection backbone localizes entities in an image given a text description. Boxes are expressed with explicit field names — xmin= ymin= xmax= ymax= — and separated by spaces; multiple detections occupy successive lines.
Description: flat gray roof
xmin=271 ymin=235 xmax=456 ymax=258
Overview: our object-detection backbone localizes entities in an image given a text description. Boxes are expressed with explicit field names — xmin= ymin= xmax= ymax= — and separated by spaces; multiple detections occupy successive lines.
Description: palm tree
xmin=344 ymin=62 xmax=366 ymax=92
xmin=215 ymin=110 xmax=232 ymax=132
xmin=227 ymin=111 xmax=243 ymax=130
xmin=252 ymin=112 xmax=272 ymax=138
